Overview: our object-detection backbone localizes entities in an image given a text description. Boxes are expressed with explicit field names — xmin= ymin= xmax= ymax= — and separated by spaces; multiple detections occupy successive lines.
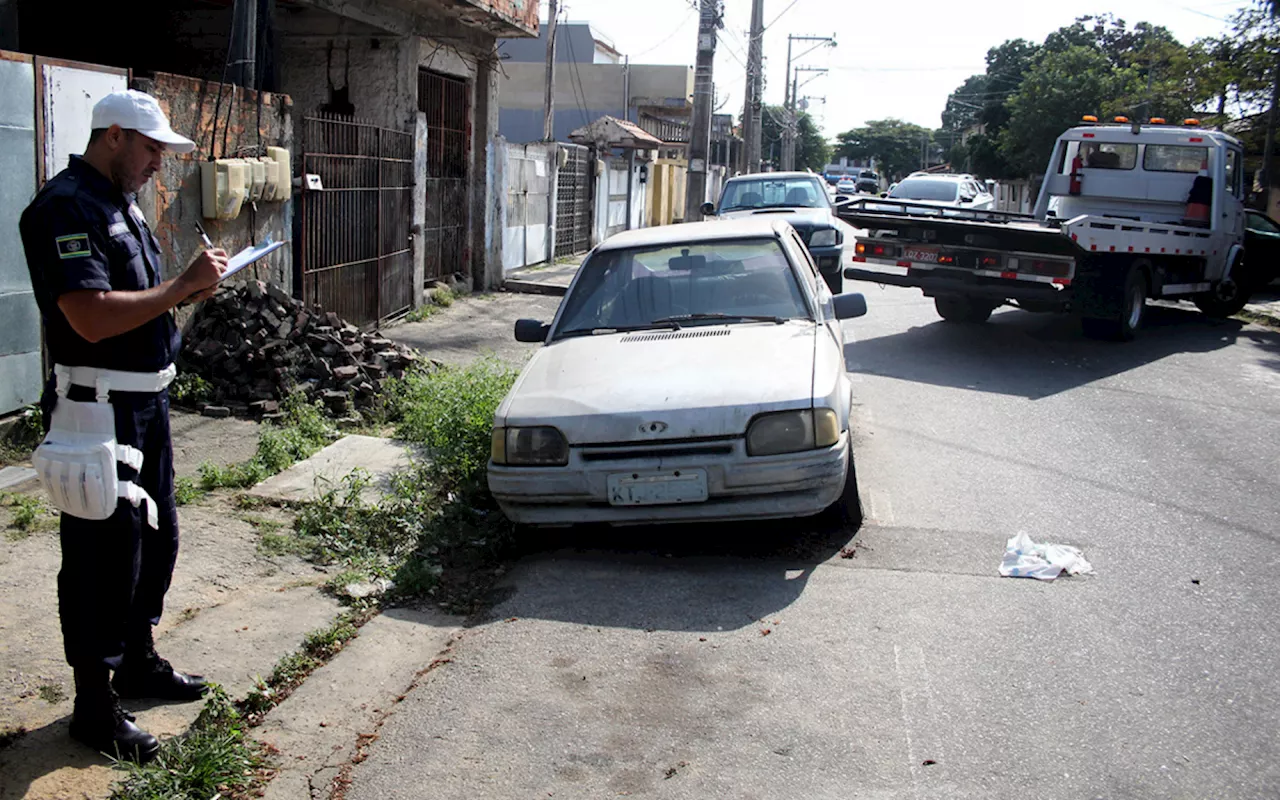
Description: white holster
xmin=32 ymin=364 xmax=176 ymax=530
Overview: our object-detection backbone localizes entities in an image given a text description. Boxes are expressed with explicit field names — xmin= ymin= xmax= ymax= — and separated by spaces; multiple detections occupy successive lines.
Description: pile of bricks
xmin=178 ymin=281 xmax=419 ymax=419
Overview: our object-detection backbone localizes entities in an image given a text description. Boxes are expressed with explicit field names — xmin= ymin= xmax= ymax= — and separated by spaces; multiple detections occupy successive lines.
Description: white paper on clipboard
xmin=220 ymin=238 xmax=287 ymax=281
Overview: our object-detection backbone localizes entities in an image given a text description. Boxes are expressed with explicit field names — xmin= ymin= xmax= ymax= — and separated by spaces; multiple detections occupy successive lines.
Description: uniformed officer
xmin=19 ymin=90 xmax=229 ymax=762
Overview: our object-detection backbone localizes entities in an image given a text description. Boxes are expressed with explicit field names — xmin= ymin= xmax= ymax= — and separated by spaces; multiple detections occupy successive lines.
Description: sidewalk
xmin=502 ymin=255 xmax=584 ymax=296
xmin=1242 ymin=286 xmax=1280 ymax=327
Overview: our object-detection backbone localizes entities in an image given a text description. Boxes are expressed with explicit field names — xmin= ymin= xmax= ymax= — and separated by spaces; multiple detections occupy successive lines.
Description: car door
xmin=1245 ymin=210 xmax=1280 ymax=284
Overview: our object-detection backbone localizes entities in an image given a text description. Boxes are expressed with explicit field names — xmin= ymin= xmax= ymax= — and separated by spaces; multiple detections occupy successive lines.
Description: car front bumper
xmin=488 ymin=433 xmax=849 ymax=526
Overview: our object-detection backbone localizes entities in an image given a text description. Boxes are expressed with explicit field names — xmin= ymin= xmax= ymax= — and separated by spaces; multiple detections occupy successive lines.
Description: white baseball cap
xmin=91 ymin=90 xmax=196 ymax=154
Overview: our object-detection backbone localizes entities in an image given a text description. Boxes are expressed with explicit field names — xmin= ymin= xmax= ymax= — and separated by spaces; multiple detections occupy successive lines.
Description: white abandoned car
xmin=487 ymin=217 xmax=869 ymax=527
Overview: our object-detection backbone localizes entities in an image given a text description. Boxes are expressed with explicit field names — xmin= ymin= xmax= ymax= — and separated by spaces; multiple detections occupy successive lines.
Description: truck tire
xmin=1080 ymin=258 xmax=1152 ymax=340
xmin=1081 ymin=259 xmax=1148 ymax=341
xmin=1194 ymin=272 xmax=1252 ymax=318
xmin=935 ymin=295 xmax=995 ymax=323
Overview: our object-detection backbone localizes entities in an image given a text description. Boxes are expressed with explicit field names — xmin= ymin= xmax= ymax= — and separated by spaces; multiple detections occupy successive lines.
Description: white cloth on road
xmin=999 ymin=532 xmax=1094 ymax=581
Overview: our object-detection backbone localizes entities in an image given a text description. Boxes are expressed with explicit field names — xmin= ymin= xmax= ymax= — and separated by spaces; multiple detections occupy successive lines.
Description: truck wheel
xmin=1194 ymin=277 xmax=1251 ymax=318
xmin=935 ymin=295 xmax=995 ymax=323
xmin=1081 ymin=261 xmax=1148 ymax=341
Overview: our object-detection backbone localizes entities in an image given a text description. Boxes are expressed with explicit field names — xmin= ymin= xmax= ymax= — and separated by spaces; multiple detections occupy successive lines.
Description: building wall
xmin=497 ymin=61 xmax=691 ymax=143
xmin=278 ymin=36 xmax=418 ymax=131
xmin=499 ymin=22 xmax=602 ymax=64
xmin=132 ymin=74 xmax=294 ymax=293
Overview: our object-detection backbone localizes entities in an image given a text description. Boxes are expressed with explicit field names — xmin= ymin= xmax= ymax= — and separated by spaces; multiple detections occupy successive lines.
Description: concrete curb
xmin=502 ymin=279 xmax=568 ymax=297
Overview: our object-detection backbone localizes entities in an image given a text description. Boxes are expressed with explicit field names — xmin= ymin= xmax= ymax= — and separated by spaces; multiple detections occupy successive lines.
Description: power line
xmin=765 ymin=0 xmax=801 ymax=30
xmin=632 ymin=9 xmax=695 ymax=57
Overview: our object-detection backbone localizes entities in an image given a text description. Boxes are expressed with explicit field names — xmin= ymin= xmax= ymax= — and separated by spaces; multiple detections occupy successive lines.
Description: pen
xmin=194 ymin=221 xmax=213 ymax=249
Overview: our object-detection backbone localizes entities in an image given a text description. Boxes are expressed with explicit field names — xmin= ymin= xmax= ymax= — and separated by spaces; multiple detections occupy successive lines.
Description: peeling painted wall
xmin=132 ymin=74 xmax=294 ymax=295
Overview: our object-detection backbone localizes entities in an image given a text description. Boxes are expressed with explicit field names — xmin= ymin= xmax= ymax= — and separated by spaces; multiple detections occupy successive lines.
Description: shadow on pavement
xmin=847 ymin=303 xmax=1279 ymax=399
xmin=475 ymin=513 xmax=860 ymax=635
xmin=0 ymin=716 xmax=115 ymax=799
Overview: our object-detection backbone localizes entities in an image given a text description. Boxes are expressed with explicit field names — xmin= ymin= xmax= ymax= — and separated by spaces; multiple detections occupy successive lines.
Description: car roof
xmin=725 ymin=171 xmax=820 ymax=182
xmin=594 ymin=218 xmax=791 ymax=252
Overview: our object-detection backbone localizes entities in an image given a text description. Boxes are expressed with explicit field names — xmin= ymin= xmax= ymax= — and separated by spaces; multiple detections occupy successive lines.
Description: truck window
xmin=1143 ymin=144 xmax=1208 ymax=173
xmin=1080 ymin=142 xmax=1137 ymax=170
xmin=1225 ymin=149 xmax=1242 ymax=198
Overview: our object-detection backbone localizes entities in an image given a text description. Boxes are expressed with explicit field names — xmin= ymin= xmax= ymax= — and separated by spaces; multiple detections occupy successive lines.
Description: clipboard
xmin=220 ymin=238 xmax=288 ymax=281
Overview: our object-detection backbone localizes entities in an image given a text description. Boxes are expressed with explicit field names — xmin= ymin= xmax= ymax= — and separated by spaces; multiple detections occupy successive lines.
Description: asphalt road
xmin=351 ymin=287 xmax=1280 ymax=799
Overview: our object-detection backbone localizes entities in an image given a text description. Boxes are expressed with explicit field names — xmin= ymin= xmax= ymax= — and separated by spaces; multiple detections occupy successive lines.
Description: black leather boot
xmin=112 ymin=629 xmax=209 ymax=702
xmin=69 ymin=667 xmax=160 ymax=763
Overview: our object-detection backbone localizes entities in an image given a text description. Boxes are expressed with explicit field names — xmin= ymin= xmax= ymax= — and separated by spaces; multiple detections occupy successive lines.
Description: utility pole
xmin=542 ymin=0 xmax=559 ymax=140
xmin=685 ymin=0 xmax=722 ymax=222
xmin=740 ymin=0 xmax=765 ymax=174
xmin=786 ymin=67 xmax=827 ymax=170
xmin=782 ymin=34 xmax=835 ymax=171
xmin=1261 ymin=0 xmax=1280 ymax=211
xmin=228 ymin=0 xmax=257 ymax=87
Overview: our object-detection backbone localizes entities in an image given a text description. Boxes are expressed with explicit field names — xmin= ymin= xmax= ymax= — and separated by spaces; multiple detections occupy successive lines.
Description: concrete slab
xmin=503 ymin=257 xmax=582 ymax=296
xmin=0 ymin=466 xmax=36 ymax=491
xmin=254 ymin=605 xmax=462 ymax=800
xmin=247 ymin=435 xmax=414 ymax=505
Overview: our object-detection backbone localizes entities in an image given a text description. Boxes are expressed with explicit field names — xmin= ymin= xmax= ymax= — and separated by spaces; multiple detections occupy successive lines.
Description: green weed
xmin=37 ymin=684 xmax=66 ymax=704
xmin=394 ymin=357 xmax=517 ymax=491
xmin=241 ymin=614 xmax=363 ymax=718
xmin=110 ymin=686 xmax=269 ymax=800
xmin=1 ymin=405 xmax=43 ymax=465
xmin=173 ymin=477 xmax=206 ymax=506
xmin=2 ymin=492 xmax=53 ymax=536
xmin=168 ymin=372 xmax=212 ymax=409
xmin=198 ymin=393 xmax=337 ymax=491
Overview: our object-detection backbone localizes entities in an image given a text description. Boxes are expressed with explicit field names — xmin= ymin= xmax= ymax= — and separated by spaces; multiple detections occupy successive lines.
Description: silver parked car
xmin=488 ymin=217 xmax=869 ymax=526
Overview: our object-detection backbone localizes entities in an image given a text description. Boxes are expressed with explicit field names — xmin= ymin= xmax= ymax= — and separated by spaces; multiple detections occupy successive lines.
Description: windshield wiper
xmin=557 ymin=321 xmax=682 ymax=338
xmin=652 ymin=313 xmax=788 ymax=325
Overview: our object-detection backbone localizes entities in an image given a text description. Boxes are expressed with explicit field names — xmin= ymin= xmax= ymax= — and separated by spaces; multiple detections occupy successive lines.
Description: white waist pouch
xmin=32 ymin=364 xmax=174 ymax=530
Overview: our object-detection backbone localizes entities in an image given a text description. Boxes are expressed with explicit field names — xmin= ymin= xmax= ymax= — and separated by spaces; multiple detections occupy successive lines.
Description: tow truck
xmin=837 ymin=117 xmax=1268 ymax=340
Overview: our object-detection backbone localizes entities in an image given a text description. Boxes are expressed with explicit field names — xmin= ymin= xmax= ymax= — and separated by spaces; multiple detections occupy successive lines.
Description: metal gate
xmin=555 ymin=143 xmax=592 ymax=256
xmin=606 ymin=158 xmax=630 ymax=239
xmin=300 ymin=113 xmax=414 ymax=327
xmin=419 ymin=69 xmax=470 ymax=282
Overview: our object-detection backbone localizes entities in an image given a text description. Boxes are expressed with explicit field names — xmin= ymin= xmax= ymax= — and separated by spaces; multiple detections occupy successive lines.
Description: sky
xmin=540 ymin=0 xmax=1244 ymax=139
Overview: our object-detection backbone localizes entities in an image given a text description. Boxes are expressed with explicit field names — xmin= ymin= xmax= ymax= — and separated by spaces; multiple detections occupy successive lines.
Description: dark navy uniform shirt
xmin=19 ymin=155 xmax=179 ymax=372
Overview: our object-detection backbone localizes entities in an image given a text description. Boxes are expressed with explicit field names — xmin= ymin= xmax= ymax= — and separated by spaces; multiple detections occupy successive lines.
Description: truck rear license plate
xmin=608 ymin=470 xmax=708 ymax=506
xmin=903 ymin=247 xmax=939 ymax=263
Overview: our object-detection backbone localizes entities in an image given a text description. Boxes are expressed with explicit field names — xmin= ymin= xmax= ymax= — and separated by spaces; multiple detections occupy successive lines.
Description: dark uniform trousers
xmin=21 ymin=155 xmax=185 ymax=674
xmin=44 ymin=384 xmax=179 ymax=671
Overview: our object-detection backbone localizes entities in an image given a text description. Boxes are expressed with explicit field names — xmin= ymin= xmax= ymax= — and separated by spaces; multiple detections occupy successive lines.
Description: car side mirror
xmin=514 ymin=319 xmax=551 ymax=342
xmin=958 ymin=196 xmax=973 ymax=204
xmin=700 ymin=201 xmax=716 ymax=216
xmin=833 ymin=292 xmax=868 ymax=320
xmin=879 ymin=192 xmax=888 ymax=198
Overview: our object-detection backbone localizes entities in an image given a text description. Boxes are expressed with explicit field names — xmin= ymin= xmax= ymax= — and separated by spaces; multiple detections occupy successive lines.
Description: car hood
xmin=498 ymin=322 xmax=819 ymax=443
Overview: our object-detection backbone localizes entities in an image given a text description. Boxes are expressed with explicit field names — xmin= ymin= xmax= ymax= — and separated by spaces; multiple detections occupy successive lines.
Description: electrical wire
xmin=765 ymin=0 xmax=801 ymax=31
xmin=631 ymin=8 xmax=695 ymax=57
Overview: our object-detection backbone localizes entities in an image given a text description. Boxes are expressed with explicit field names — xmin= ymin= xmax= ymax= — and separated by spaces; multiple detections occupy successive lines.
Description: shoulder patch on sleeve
xmin=56 ymin=233 xmax=92 ymax=259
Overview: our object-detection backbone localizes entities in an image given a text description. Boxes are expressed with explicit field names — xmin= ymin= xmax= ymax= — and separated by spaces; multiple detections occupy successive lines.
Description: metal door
xmin=555 ymin=143 xmax=592 ymax=256
xmin=419 ymin=69 xmax=470 ymax=282
xmin=300 ymin=113 xmax=415 ymax=327
xmin=0 ymin=53 xmax=40 ymax=416
xmin=606 ymin=159 xmax=629 ymax=239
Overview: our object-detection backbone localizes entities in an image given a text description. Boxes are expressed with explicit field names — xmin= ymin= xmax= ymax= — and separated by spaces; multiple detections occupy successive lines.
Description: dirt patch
xmin=383 ymin=291 xmax=562 ymax=367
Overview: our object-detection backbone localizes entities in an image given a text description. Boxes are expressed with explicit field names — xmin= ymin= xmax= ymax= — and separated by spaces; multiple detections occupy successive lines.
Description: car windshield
xmin=888 ymin=179 xmax=960 ymax=202
xmin=720 ymin=177 xmax=829 ymax=210
xmin=554 ymin=238 xmax=812 ymax=337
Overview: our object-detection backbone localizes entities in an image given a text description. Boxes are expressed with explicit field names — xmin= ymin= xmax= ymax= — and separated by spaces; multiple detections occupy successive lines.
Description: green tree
xmin=835 ymin=119 xmax=934 ymax=181
xmin=760 ymin=105 xmax=830 ymax=172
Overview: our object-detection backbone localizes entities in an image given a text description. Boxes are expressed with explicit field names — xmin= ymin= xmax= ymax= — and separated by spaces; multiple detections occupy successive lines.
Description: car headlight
xmin=491 ymin=426 xmax=569 ymax=466
xmin=746 ymin=409 xmax=841 ymax=456
xmin=809 ymin=228 xmax=841 ymax=247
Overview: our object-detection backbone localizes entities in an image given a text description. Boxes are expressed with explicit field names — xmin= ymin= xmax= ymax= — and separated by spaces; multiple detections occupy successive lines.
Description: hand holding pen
xmin=179 ymin=222 xmax=228 ymax=306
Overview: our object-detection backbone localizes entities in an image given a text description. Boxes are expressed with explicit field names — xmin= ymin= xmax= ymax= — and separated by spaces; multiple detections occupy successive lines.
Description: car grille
xmin=621 ymin=329 xmax=731 ymax=343
xmin=578 ymin=436 xmax=738 ymax=462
